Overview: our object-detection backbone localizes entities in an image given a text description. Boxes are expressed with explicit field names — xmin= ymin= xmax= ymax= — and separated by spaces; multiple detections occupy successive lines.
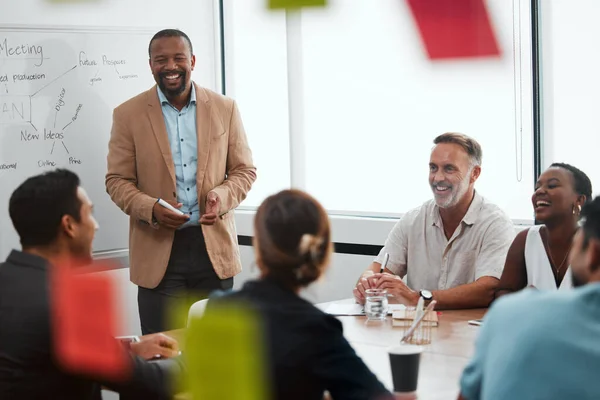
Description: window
xmin=223 ymin=0 xmax=291 ymax=208
xmin=299 ymin=0 xmax=535 ymax=221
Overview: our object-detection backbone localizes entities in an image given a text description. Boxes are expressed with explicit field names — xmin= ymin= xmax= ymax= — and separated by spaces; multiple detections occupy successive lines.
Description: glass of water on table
xmin=364 ymin=288 xmax=388 ymax=320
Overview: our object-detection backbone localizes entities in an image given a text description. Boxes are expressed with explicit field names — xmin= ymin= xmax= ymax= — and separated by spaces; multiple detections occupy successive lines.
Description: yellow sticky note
xmin=184 ymin=302 xmax=269 ymax=400
xmin=268 ymin=0 xmax=326 ymax=10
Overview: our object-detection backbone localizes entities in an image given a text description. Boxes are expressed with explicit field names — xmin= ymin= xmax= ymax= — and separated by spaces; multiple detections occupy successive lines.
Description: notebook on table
xmin=391 ymin=308 xmax=439 ymax=327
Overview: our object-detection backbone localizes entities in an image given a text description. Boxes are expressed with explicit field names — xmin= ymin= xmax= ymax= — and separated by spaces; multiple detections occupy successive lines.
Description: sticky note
xmin=268 ymin=0 xmax=326 ymax=10
xmin=50 ymin=264 xmax=130 ymax=382
xmin=184 ymin=302 xmax=269 ymax=399
xmin=407 ymin=0 xmax=501 ymax=60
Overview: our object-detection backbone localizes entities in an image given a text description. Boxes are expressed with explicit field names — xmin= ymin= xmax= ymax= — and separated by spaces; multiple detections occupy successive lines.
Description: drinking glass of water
xmin=365 ymin=289 xmax=388 ymax=320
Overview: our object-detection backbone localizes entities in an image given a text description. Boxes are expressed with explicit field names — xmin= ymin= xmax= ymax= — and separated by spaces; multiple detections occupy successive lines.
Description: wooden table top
xmin=319 ymin=299 xmax=487 ymax=399
xmin=164 ymin=300 xmax=487 ymax=400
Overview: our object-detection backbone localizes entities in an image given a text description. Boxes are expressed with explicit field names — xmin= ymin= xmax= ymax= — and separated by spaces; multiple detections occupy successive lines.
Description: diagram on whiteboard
xmin=0 ymin=37 xmax=148 ymax=171
xmin=0 ymin=29 xmax=155 ymax=256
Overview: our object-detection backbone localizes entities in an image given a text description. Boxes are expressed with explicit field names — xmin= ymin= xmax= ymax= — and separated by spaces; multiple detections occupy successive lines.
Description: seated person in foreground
xmin=207 ymin=189 xmax=395 ymax=400
xmin=0 ymin=169 xmax=183 ymax=399
xmin=354 ymin=133 xmax=514 ymax=309
xmin=458 ymin=195 xmax=600 ymax=400
xmin=495 ymin=163 xmax=592 ymax=297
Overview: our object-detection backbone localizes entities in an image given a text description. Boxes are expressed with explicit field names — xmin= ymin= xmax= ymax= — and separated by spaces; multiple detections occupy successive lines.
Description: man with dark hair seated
xmin=0 ymin=169 xmax=183 ymax=399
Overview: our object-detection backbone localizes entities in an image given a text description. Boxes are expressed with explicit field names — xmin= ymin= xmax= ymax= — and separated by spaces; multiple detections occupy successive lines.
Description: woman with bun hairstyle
xmin=206 ymin=189 xmax=394 ymax=400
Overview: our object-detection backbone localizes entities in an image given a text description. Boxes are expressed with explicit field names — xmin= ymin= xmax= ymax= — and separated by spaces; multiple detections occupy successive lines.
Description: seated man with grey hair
xmin=354 ymin=133 xmax=514 ymax=309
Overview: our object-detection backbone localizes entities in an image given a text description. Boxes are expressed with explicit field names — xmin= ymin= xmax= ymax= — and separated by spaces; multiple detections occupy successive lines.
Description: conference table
xmin=316 ymin=299 xmax=486 ymax=400
xmin=164 ymin=299 xmax=486 ymax=400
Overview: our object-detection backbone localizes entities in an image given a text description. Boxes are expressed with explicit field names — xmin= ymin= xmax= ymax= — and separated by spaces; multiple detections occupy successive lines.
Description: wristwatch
xmin=419 ymin=290 xmax=433 ymax=301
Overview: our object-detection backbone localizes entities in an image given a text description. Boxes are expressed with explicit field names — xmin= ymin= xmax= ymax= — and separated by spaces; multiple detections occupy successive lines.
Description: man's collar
xmin=431 ymin=191 xmax=483 ymax=227
xmin=6 ymin=249 xmax=50 ymax=270
xmin=156 ymin=82 xmax=196 ymax=107
xmin=461 ymin=191 xmax=483 ymax=225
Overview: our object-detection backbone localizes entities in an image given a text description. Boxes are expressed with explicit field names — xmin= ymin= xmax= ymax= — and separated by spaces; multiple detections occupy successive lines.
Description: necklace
xmin=543 ymin=226 xmax=576 ymax=276
xmin=549 ymin=244 xmax=572 ymax=275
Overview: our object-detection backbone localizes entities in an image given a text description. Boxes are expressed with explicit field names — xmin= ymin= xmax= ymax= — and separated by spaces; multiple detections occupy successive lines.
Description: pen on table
xmin=380 ymin=253 xmax=389 ymax=273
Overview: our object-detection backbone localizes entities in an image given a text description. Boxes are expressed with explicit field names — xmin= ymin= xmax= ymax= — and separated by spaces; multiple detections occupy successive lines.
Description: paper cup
xmin=388 ymin=344 xmax=423 ymax=397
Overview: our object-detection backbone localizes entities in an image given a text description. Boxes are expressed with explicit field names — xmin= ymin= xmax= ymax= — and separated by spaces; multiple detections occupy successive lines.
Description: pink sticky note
xmin=407 ymin=0 xmax=501 ymax=60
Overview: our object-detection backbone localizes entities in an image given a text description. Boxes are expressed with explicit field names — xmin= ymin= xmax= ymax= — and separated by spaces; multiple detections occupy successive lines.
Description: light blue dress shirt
xmin=460 ymin=283 xmax=600 ymax=400
xmin=157 ymin=84 xmax=199 ymax=228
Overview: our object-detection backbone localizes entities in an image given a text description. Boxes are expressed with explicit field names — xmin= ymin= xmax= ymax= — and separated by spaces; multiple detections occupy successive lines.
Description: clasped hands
xmin=353 ymin=272 xmax=420 ymax=306
xmin=152 ymin=192 xmax=220 ymax=229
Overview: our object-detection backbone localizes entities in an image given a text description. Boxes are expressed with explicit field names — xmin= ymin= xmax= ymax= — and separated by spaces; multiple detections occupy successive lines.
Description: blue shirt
xmin=157 ymin=85 xmax=199 ymax=228
xmin=460 ymin=283 xmax=600 ymax=400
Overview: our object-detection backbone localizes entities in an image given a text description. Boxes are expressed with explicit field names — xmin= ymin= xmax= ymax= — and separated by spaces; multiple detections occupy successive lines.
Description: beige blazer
xmin=105 ymin=84 xmax=256 ymax=288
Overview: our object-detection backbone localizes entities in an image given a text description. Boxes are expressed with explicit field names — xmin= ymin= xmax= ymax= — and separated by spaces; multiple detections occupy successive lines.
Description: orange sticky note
xmin=51 ymin=264 xmax=130 ymax=382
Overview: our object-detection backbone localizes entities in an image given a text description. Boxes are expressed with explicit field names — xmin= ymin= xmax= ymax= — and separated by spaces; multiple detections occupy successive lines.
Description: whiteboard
xmin=0 ymin=26 xmax=157 ymax=259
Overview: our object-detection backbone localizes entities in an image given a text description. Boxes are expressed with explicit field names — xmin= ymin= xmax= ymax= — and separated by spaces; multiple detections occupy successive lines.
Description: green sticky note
xmin=184 ymin=302 xmax=269 ymax=400
xmin=268 ymin=0 xmax=326 ymax=10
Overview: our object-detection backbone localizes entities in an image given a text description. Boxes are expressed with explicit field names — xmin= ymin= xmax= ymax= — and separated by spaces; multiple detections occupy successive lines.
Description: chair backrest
xmin=187 ymin=298 xmax=209 ymax=327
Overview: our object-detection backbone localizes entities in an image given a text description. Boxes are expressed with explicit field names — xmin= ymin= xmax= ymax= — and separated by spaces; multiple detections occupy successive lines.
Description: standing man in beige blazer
xmin=106 ymin=29 xmax=256 ymax=334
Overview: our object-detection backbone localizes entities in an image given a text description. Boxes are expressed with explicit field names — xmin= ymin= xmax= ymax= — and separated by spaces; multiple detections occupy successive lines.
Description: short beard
xmin=158 ymin=71 xmax=187 ymax=97
xmin=432 ymin=168 xmax=472 ymax=209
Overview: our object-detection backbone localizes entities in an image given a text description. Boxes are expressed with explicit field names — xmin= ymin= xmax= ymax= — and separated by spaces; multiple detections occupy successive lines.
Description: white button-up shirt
xmin=375 ymin=192 xmax=514 ymax=291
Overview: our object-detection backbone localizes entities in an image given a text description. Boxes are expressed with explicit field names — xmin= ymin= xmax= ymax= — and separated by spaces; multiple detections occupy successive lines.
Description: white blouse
xmin=524 ymin=225 xmax=572 ymax=291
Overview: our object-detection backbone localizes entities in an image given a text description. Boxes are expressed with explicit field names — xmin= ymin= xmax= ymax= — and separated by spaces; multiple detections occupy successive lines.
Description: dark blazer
xmin=0 ymin=250 xmax=181 ymax=399
xmin=207 ymin=278 xmax=393 ymax=400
